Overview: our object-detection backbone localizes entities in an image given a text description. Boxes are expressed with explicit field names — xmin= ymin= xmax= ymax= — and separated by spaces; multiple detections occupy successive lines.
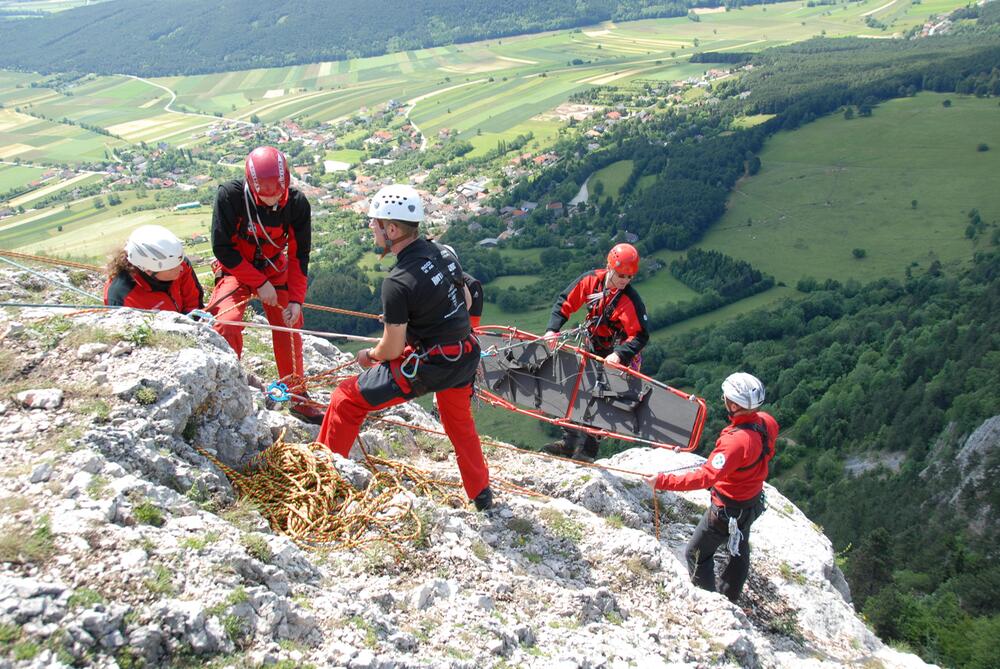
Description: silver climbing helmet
xmin=721 ymin=372 xmax=765 ymax=410
xmin=125 ymin=225 xmax=184 ymax=273
xmin=368 ymin=184 xmax=424 ymax=223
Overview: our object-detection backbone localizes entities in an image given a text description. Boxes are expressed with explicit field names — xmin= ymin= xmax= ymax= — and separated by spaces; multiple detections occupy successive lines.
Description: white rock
xmin=76 ymin=343 xmax=109 ymax=361
xmin=16 ymin=388 xmax=64 ymax=409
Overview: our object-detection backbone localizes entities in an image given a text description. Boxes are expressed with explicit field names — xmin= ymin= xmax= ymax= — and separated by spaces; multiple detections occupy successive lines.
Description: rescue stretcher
xmin=475 ymin=325 xmax=707 ymax=452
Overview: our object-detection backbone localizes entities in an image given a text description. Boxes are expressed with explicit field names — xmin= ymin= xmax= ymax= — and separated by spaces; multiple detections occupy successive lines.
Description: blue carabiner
xmin=186 ymin=308 xmax=216 ymax=325
xmin=266 ymin=381 xmax=291 ymax=402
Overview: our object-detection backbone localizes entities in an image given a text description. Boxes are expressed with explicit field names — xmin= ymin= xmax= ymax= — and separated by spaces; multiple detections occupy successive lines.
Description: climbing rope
xmin=195 ymin=433 xmax=467 ymax=551
xmin=0 ymin=249 xmax=382 ymax=321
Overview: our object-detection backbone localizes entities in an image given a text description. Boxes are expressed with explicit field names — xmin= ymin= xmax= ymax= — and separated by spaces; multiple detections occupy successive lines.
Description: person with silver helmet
xmin=646 ymin=372 xmax=779 ymax=603
xmin=104 ymin=225 xmax=204 ymax=312
xmin=317 ymin=184 xmax=494 ymax=512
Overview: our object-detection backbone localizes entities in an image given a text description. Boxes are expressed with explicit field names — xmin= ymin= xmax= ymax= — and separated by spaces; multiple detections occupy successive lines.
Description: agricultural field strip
xmin=3 ymin=171 xmax=98 ymax=211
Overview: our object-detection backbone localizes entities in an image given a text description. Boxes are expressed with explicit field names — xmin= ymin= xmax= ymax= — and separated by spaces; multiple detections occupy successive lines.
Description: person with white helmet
xmin=317 ymin=184 xmax=494 ymax=512
xmin=206 ymin=146 xmax=324 ymax=424
xmin=104 ymin=225 xmax=204 ymax=312
xmin=646 ymin=372 xmax=779 ymax=603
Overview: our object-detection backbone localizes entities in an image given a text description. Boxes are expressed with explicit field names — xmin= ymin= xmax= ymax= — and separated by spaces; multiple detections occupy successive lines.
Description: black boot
xmin=572 ymin=435 xmax=600 ymax=463
xmin=473 ymin=486 xmax=494 ymax=512
xmin=541 ymin=441 xmax=574 ymax=457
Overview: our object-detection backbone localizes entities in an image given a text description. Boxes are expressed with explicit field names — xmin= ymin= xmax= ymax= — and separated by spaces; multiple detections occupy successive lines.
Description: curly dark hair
xmin=106 ymin=248 xmax=135 ymax=280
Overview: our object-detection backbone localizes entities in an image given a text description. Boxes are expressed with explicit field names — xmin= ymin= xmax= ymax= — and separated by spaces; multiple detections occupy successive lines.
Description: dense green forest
xmin=0 ymin=0 xmax=766 ymax=76
xmin=641 ymin=252 xmax=1000 ymax=668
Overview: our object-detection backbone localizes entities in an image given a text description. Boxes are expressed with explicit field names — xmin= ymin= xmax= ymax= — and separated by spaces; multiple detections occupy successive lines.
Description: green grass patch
xmin=588 ymin=159 xmax=633 ymax=202
xmin=485 ymin=274 xmax=539 ymax=290
xmin=700 ymin=93 xmax=998 ymax=286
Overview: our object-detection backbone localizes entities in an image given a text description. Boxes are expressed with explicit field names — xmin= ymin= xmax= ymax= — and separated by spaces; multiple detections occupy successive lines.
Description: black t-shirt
xmin=382 ymin=238 xmax=471 ymax=347
xmin=465 ymin=272 xmax=483 ymax=319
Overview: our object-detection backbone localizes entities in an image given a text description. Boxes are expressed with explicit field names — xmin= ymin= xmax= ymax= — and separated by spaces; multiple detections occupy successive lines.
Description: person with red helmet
xmin=645 ymin=372 xmax=778 ymax=603
xmin=541 ymin=242 xmax=649 ymax=462
xmin=206 ymin=146 xmax=324 ymax=424
xmin=104 ymin=225 xmax=204 ymax=312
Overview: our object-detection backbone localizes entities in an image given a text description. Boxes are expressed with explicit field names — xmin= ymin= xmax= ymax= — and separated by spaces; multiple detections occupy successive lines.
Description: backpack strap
xmin=735 ymin=420 xmax=772 ymax=472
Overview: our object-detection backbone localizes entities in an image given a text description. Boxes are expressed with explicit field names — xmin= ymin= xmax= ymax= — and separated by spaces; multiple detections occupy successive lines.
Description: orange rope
xmin=0 ymin=249 xmax=381 ymax=320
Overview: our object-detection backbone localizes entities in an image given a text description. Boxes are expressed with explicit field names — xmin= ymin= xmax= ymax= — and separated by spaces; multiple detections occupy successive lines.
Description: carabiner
xmin=266 ymin=381 xmax=291 ymax=402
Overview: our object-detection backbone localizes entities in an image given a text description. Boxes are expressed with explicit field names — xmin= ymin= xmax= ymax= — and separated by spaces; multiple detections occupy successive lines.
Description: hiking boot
xmin=571 ymin=444 xmax=599 ymax=464
xmin=541 ymin=441 xmax=574 ymax=457
xmin=473 ymin=486 xmax=494 ymax=512
xmin=289 ymin=402 xmax=325 ymax=425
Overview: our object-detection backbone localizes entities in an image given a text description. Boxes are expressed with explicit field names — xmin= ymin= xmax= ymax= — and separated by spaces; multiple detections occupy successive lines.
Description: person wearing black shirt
xmin=317 ymin=185 xmax=493 ymax=511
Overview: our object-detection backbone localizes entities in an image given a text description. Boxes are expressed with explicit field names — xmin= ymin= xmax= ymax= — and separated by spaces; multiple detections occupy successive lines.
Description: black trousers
xmin=685 ymin=496 xmax=765 ymax=602
xmin=558 ymin=343 xmax=613 ymax=458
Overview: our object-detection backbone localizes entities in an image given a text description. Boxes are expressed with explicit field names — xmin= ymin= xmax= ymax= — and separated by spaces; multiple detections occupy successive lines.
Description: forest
xmin=641 ymin=252 xmax=1000 ymax=669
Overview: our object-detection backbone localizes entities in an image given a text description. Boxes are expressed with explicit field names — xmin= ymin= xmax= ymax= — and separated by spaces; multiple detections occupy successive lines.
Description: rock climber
xmin=104 ymin=224 xmax=204 ymax=313
xmin=317 ymin=184 xmax=493 ymax=511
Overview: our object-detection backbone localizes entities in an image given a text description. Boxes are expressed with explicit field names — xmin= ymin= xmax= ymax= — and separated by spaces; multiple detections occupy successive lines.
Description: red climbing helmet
xmin=244 ymin=146 xmax=290 ymax=208
xmin=607 ymin=243 xmax=639 ymax=276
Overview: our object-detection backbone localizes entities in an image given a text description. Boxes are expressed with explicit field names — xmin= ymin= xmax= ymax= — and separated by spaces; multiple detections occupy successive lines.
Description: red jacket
xmin=103 ymin=260 xmax=204 ymax=313
xmin=655 ymin=411 xmax=779 ymax=505
xmin=546 ymin=268 xmax=649 ymax=365
xmin=211 ymin=180 xmax=311 ymax=304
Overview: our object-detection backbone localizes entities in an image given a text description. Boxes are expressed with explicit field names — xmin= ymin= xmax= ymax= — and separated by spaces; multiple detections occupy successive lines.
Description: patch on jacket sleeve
xmin=711 ymin=453 xmax=726 ymax=469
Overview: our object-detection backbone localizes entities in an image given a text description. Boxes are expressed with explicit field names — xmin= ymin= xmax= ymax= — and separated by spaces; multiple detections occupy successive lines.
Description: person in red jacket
xmin=104 ymin=225 xmax=204 ymax=313
xmin=207 ymin=146 xmax=324 ymax=424
xmin=541 ymin=242 xmax=649 ymax=462
xmin=646 ymin=372 xmax=778 ymax=603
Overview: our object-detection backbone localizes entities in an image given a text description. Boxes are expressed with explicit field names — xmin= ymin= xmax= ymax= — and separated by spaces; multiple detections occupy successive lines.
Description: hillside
xmin=0 ymin=266 xmax=934 ymax=668
xmin=0 ymin=0 xmax=707 ymax=77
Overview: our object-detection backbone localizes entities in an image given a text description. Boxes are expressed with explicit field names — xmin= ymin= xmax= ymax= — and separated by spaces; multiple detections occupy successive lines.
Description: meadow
xmin=695 ymin=92 xmax=998 ymax=284
xmin=0 ymin=0 xmax=960 ymax=169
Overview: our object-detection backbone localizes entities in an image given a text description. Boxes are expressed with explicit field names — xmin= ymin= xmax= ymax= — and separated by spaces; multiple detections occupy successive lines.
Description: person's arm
xmin=179 ymin=260 xmax=205 ymax=312
xmin=358 ymin=276 xmax=409 ymax=366
xmin=608 ymin=291 xmax=649 ymax=367
xmin=285 ymin=192 xmax=311 ymax=305
xmin=211 ymin=184 xmax=268 ymax=290
xmin=651 ymin=434 xmax=743 ymax=492
xmin=465 ymin=274 xmax=483 ymax=329
xmin=545 ymin=270 xmax=596 ymax=333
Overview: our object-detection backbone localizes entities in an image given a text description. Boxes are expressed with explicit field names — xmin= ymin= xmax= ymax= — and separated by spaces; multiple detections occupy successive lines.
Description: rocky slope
xmin=0 ymin=268 xmax=932 ymax=668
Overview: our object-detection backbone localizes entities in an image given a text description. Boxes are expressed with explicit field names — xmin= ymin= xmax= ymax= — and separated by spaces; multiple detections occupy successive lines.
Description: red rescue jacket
xmin=211 ymin=180 xmax=311 ymax=304
xmin=655 ymin=411 xmax=779 ymax=505
xmin=103 ymin=260 xmax=204 ymax=313
xmin=546 ymin=268 xmax=649 ymax=365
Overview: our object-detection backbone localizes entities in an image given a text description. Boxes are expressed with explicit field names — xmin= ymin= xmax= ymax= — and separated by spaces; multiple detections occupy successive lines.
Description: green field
xmin=0 ymin=0 xmax=965 ymax=166
xmin=0 ymin=191 xmax=211 ymax=258
xmin=486 ymin=274 xmax=539 ymax=290
xmin=588 ymin=159 xmax=633 ymax=201
xmin=696 ymin=93 xmax=998 ymax=284
xmin=0 ymin=164 xmax=47 ymax=191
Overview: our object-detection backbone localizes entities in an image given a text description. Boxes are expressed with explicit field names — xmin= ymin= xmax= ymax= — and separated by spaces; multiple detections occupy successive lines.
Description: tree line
xmin=637 ymin=251 xmax=1000 ymax=669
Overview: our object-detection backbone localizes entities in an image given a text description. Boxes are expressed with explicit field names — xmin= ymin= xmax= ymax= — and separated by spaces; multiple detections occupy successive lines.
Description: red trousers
xmin=317 ymin=375 xmax=490 ymax=501
xmin=207 ymin=274 xmax=304 ymax=383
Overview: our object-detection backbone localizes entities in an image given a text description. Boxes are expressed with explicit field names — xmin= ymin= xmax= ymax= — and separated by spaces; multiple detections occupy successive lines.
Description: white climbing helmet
xmin=125 ymin=225 xmax=184 ymax=273
xmin=721 ymin=372 xmax=766 ymax=410
xmin=368 ymin=184 xmax=424 ymax=223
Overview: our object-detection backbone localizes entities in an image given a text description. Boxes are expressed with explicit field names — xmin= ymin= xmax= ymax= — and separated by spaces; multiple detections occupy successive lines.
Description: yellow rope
xmin=196 ymin=433 xmax=466 ymax=551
